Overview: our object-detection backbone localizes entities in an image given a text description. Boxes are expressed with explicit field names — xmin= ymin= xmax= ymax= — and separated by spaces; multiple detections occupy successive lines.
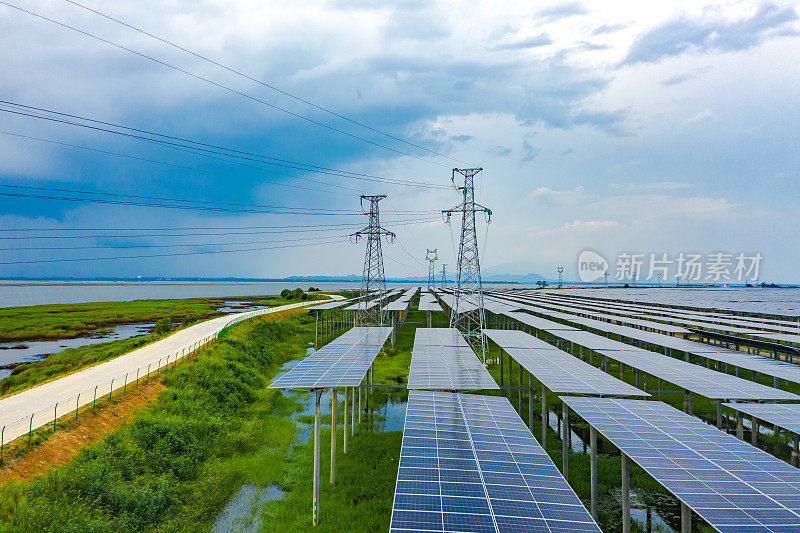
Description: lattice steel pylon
xmin=443 ymin=168 xmax=492 ymax=361
xmin=440 ymin=264 xmax=447 ymax=289
xmin=351 ymin=195 xmax=395 ymax=326
xmin=425 ymin=249 xmax=438 ymax=291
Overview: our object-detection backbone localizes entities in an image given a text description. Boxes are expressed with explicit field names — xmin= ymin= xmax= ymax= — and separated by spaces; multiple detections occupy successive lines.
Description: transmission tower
xmin=557 ymin=266 xmax=564 ymax=289
xmin=443 ymin=168 xmax=491 ymax=361
xmin=351 ymin=195 xmax=395 ymax=326
xmin=440 ymin=264 xmax=447 ymax=289
xmin=425 ymin=249 xmax=438 ymax=291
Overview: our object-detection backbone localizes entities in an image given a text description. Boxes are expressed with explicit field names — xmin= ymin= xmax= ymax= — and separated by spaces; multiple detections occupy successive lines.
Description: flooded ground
xmin=0 ymin=322 xmax=154 ymax=379
xmin=0 ymin=300 xmax=263 ymax=379
xmin=210 ymin=484 xmax=285 ymax=533
xmin=211 ymin=347 xmax=407 ymax=531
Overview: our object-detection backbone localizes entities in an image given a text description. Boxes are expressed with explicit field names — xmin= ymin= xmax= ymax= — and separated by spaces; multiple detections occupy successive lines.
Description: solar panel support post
xmin=562 ymin=402 xmax=570 ymax=478
xmin=590 ymin=426 xmax=598 ymax=520
xmin=518 ymin=365 xmax=523 ymax=414
xmin=358 ymin=382 xmax=362 ymax=423
xmin=343 ymin=387 xmax=349 ymax=454
xmin=621 ymin=452 xmax=630 ymax=533
xmin=792 ymin=434 xmax=799 ymax=467
xmin=751 ymin=416 xmax=758 ymax=446
xmin=351 ymin=387 xmax=355 ymax=436
xmin=736 ymin=410 xmax=743 ymax=440
xmin=681 ymin=502 xmax=691 ymax=533
xmin=528 ymin=374 xmax=534 ymax=432
xmin=508 ymin=356 xmax=513 ymax=401
xmin=312 ymin=389 xmax=322 ymax=526
xmin=499 ymin=350 xmax=504 ymax=396
xmin=716 ymin=401 xmax=723 ymax=429
xmin=331 ymin=389 xmax=337 ymax=485
xmin=541 ymin=387 xmax=548 ymax=448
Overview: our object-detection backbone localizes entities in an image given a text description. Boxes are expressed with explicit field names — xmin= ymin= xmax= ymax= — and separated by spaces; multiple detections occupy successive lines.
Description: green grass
xmin=263 ymin=428 xmax=402 ymax=531
xmin=0 ymin=294 xmax=327 ymax=342
xmin=0 ymin=311 xmax=316 ymax=532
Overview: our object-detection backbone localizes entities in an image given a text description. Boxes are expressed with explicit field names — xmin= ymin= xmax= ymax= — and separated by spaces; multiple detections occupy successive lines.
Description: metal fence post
xmin=109 ymin=379 xmax=114 ymax=400
xmin=147 ymin=364 xmax=151 ymax=382
xmin=53 ymin=403 xmax=58 ymax=434
xmin=76 ymin=394 xmax=80 ymax=420
xmin=124 ymin=373 xmax=128 ymax=395
xmin=93 ymin=385 xmax=98 ymax=411
xmin=28 ymin=414 xmax=34 ymax=446
xmin=136 ymin=368 xmax=140 ymax=387
xmin=1 ymin=425 xmax=4 ymax=464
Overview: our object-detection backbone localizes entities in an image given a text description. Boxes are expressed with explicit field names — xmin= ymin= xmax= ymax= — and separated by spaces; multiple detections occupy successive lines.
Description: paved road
xmin=0 ymin=296 xmax=339 ymax=446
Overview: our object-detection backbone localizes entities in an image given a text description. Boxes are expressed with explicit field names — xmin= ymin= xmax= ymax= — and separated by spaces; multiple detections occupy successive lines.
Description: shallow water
xmin=210 ymin=483 xmax=284 ymax=533
xmin=215 ymin=301 xmax=270 ymax=314
xmin=0 ymin=322 xmax=153 ymax=379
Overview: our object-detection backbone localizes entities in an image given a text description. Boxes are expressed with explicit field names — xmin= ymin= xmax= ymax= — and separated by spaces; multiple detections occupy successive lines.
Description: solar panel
xmin=595 ymin=348 xmax=799 ymax=401
xmin=268 ymin=327 xmax=391 ymax=388
xmin=483 ymin=329 xmax=646 ymax=397
xmin=561 ymin=396 xmax=800 ymax=532
xmin=419 ymin=300 xmax=443 ymax=312
xmin=498 ymin=297 xmax=800 ymax=379
xmin=408 ymin=329 xmax=498 ymax=390
xmin=313 ymin=300 xmax=351 ymax=311
xmin=390 ymin=390 xmax=601 ymax=533
xmin=386 ymin=300 xmax=412 ymax=311
xmin=502 ymin=311 xmax=579 ymax=332
xmin=722 ymin=402 xmax=800 ymax=435
xmin=571 ymin=316 xmax=800 ymax=385
xmin=415 ymin=328 xmax=472 ymax=347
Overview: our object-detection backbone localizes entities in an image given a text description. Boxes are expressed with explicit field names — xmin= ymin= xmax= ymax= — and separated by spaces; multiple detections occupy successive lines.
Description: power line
xmin=62 ymin=0 xmax=471 ymax=166
xmin=0 ymin=218 xmax=441 ymax=239
xmin=0 ymin=234 xmax=350 ymax=251
xmin=0 ymin=101 xmax=453 ymax=190
xmin=0 ymin=236 xmax=347 ymax=265
xmin=0 ymin=184 xmax=438 ymax=215
xmin=1 ymin=1 xmax=453 ymax=169
xmin=0 ymin=129 xmax=357 ymax=197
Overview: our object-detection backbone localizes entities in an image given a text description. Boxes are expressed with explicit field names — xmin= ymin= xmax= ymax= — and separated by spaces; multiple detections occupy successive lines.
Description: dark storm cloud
xmin=623 ymin=2 xmax=798 ymax=65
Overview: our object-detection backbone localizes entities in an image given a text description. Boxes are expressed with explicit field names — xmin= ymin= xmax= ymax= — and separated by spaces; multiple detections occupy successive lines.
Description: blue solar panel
xmin=562 ymin=396 xmax=800 ymax=533
xmin=390 ymin=390 xmax=600 ymax=532
xmin=268 ymin=327 xmax=391 ymax=388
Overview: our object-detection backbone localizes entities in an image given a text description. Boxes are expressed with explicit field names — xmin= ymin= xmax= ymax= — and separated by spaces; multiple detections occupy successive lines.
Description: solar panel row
xmin=483 ymin=329 xmax=647 ymax=397
xmin=501 ymin=299 xmax=800 ymax=385
xmin=562 ymin=397 xmax=800 ymax=532
xmin=268 ymin=327 xmax=392 ymax=389
xmin=390 ymin=391 xmax=601 ymax=533
xmin=409 ymin=329 xmax=498 ymax=390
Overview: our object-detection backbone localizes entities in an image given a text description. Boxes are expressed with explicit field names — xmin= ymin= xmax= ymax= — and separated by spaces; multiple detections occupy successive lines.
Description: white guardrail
xmin=0 ymin=299 xmax=320 ymax=458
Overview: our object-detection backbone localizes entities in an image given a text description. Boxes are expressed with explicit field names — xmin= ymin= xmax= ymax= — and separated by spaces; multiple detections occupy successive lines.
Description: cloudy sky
xmin=0 ymin=0 xmax=798 ymax=282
